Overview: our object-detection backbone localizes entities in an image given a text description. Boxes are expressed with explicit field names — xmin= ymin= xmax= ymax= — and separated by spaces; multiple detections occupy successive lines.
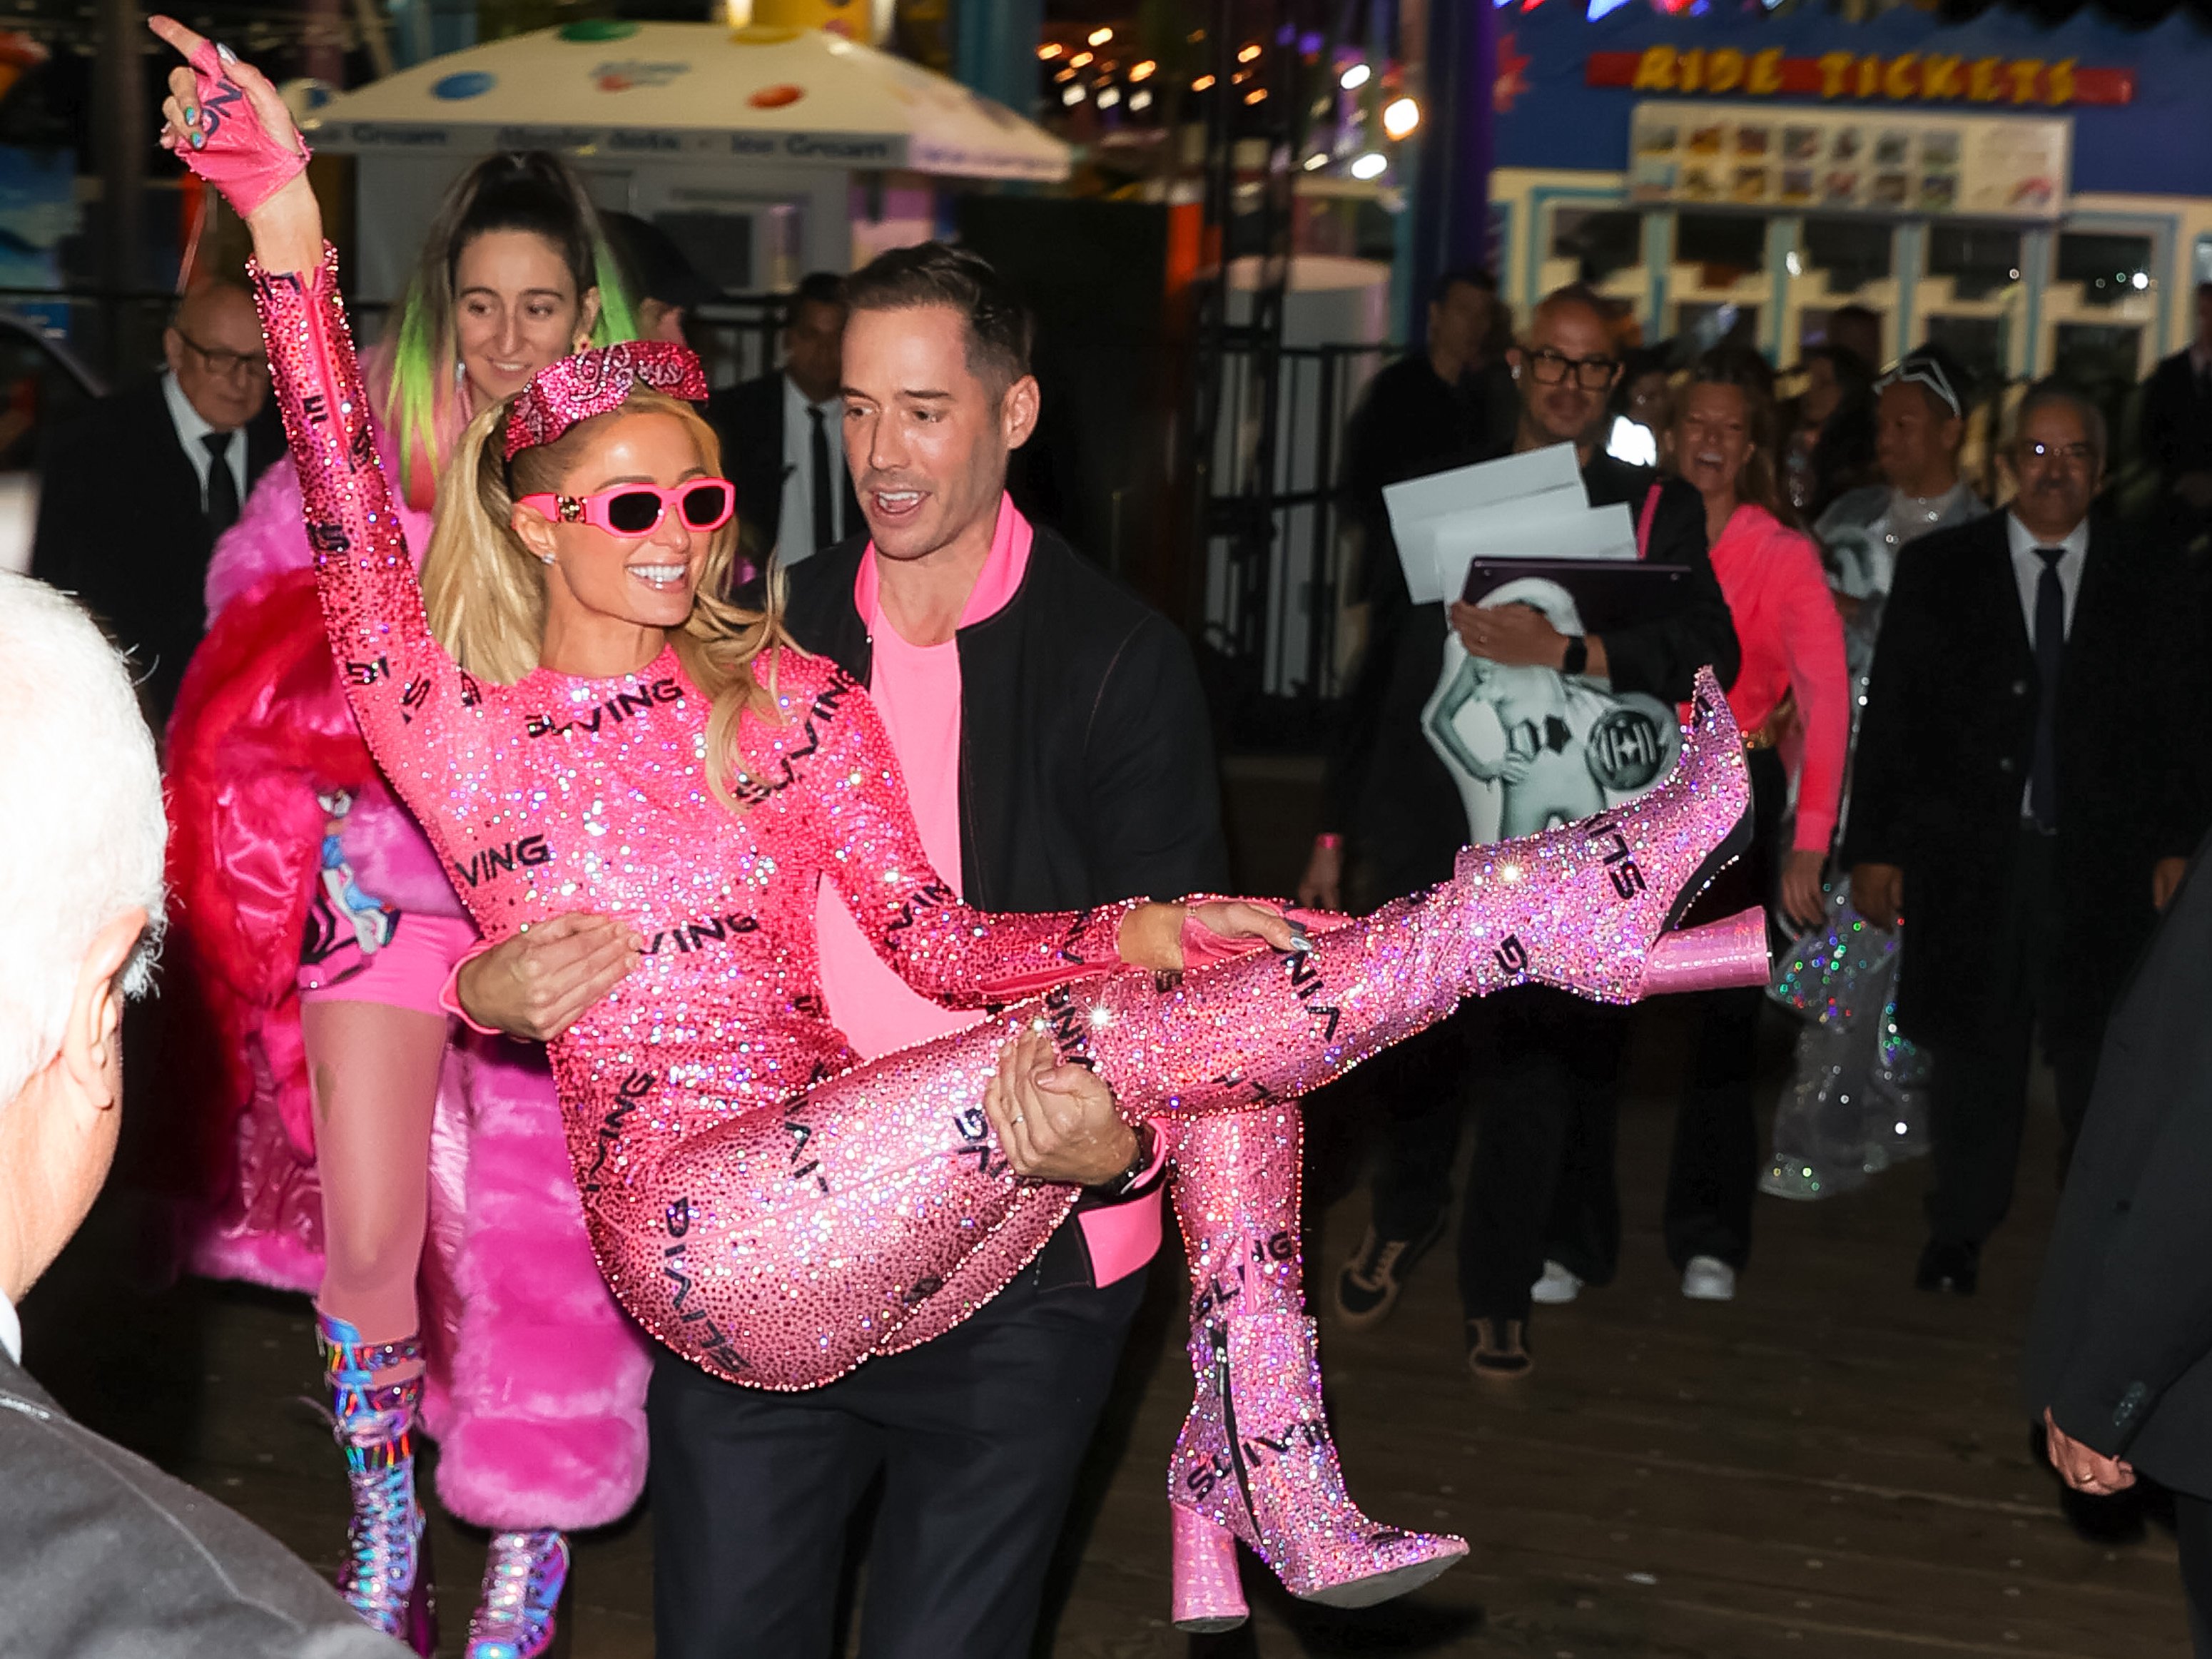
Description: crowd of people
xmin=1307 ymin=262 xmax=2212 ymax=1640
xmin=11 ymin=18 xmax=2212 ymax=1659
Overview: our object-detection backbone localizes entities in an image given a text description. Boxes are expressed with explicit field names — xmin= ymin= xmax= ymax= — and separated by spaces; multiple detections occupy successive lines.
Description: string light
xmin=1192 ymin=73 xmax=1216 ymax=91
xmin=1339 ymin=62 xmax=1371 ymax=89
xmin=1070 ymin=50 xmax=1092 ymax=67
xmin=1350 ymin=151 xmax=1388 ymax=179
xmin=1237 ymin=43 xmax=1262 ymax=62
xmin=1088 ymin=26 xmax=1112 ymax=45
xmin=1244 ymin=86 xmax=1267 ymax=103
xmin=1130 ymin=59 xmax=1156 ymax=81
xmin=1038 ymin=42 xmax=1062 ymax=59
xmin=1381 ymin=96 xmax=1421 ymax=139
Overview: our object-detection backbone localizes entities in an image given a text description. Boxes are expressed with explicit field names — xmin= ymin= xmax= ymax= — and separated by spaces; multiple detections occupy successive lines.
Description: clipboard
xmin=1461 ymin=559 xmax=1691 ymax=639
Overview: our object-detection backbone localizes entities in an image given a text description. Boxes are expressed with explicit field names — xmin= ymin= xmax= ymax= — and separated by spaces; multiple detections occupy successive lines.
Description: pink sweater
xmin=1706 ymin=503 xmax=1849 ymax=853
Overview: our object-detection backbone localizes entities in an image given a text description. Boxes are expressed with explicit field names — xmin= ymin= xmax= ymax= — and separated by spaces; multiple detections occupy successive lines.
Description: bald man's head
xmin=1509 ymin=285 xmax=1623 ymax=452
xmin=164 ymin=280 xmax=268 ymax=432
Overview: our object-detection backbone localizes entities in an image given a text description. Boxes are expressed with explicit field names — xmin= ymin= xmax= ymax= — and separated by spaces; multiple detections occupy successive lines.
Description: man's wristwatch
xmin=1561 ymin=634 xmax=1588 ymax=676
xmin=1093 ymin=1121 xmax=1165 ymax=1201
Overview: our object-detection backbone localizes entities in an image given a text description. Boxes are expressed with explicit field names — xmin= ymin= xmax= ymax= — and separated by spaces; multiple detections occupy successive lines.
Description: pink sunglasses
xmin=517 ymin=480 xmax=736 ymax=537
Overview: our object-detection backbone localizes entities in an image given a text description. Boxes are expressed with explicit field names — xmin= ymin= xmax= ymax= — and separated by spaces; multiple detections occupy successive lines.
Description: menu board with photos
xmin=1628 ymin=100 xmax=2069 ymax=222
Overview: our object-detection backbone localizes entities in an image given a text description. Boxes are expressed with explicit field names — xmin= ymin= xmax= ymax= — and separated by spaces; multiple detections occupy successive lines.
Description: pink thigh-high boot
xmin=602 ymin=672 xmax=1763 ymax=1396
xmin=1163 ymin=1106 xmax=1461 ymax=1628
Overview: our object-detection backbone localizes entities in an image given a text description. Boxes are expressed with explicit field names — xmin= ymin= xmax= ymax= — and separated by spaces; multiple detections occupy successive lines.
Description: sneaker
xmin=1680 ymin=1255 xmax=1737 ymax=1302
xmin=1333 ymin=1218 xmax=1444 ymax=1331
xmin=1530 ymin=1259 xmax=1582 ymax=1304
xmin=1466 ymin=1317 xmax=1532 ymax=1381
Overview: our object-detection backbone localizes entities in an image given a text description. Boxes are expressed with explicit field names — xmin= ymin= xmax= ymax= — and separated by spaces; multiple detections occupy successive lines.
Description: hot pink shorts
xmin=297 ymin=909 xmax=479 ymax=1020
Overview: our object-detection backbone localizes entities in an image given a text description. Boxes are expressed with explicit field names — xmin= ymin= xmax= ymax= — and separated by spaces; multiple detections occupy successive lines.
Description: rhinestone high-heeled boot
xmin=1165 ymin=1109 xmax=1464 ymax=1629
xmin=319 ymin=1312 xmax=436 ymax=1655
xmin=467 ymin=1528 xmax=570 ymax=1659
xmin=1170 ymin=1310 xmax=1467 ymax=1623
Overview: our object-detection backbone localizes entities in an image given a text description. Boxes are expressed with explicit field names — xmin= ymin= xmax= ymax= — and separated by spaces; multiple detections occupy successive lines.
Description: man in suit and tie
xmin=31 ymin=277 xmax=285 ymax=727
xmin=1848 ymin=380 xmax=2206 ymax=1296
xmin=2139 ymin=281 xmax=2212 ymax=545
xmin=706 ymin=270 xmax=861 ymax=573
xmin=0 ymin=572 xmax=402 ymax=1658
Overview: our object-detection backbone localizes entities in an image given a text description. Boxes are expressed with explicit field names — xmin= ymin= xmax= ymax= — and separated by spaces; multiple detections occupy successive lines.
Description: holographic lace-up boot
xmin=318 ymin=1312 xmax=436 ymax=1655
xmin=466 ymin=1528 xmax=571 ymax=1659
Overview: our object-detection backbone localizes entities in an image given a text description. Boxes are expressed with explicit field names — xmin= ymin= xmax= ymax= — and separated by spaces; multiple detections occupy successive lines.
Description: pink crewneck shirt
xmin=813 ymin=494 xmax=1163 ymax=1285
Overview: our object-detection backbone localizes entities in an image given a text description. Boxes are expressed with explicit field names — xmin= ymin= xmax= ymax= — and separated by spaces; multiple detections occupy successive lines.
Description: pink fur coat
xmin=166 ymin=407 xmax=648 ymax=1530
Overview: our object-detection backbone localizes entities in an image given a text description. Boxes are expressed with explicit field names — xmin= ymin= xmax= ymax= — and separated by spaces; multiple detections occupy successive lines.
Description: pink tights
xmin=301 ymin=999 xmax=447 ymax=1376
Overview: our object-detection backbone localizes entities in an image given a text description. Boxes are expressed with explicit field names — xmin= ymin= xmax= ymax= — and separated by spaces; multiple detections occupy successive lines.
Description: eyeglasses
xmin=174 ymin=330 xmax=270 ymax=382
xmin=1524 ymin=347 xmax=1620 ymax=391
xmin=2023 ymin=441 xmax=2096 ymax=465
xmin=1877 ymin=357 xmax=1962 ymax=420
xmin=518 ymin=480 xmax=736 ymax=537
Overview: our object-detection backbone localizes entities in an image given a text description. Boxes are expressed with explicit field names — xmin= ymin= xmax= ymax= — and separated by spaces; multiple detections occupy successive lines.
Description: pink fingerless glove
xmin=1177 ymin=897 xmax=1347 ymax=968
xmin=176 ymin=39 xmax=311 ymax=216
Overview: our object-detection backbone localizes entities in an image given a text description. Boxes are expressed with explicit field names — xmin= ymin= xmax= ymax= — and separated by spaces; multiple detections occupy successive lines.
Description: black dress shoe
xmin=1915 ymin=1237 xmax=1980 ymax=1295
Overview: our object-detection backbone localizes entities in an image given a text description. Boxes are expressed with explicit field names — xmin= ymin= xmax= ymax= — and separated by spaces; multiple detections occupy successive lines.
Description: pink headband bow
xmin=503 ymin=342 xmax=710 ymax=461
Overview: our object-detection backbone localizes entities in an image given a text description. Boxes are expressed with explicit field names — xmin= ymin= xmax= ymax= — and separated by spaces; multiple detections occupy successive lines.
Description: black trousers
xmin=646 ymin=1253 xmax=1146 ymax=1659
xmin=1366 ymin=988 xmax=1630 ymax=1324
xmin=1922 ymin=827 xmax=2103 ymax=1247
xmin=2178 ymin=1492 xmax=2212 ymax=1655
xmin=1538 ymin=747 xmax=1786 ymax=1280
xmin=1655 ymin=746 xmax=1787 ymax=1271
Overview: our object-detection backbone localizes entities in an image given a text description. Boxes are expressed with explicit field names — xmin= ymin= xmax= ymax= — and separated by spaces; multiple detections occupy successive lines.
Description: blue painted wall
xmin=1494 ymin=5 xmax=2212 ymax=200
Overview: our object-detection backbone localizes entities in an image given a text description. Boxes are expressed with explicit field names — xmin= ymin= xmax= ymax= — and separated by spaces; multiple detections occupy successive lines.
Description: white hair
xmin=0 ymin=572 xmax=167 ymax=1108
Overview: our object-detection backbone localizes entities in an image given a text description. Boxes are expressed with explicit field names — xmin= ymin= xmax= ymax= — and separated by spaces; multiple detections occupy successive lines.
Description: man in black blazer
xmin=1307 ymin=285 xmax=1740 ymax=1375
xmin=705 ymin=270 xmax=861 ymax=573
xmin=661 ymin=242 xmax=1230 ymax=1658
xmin=31 ymin=278 xmax=285 ymax=728
xmin=2138 ymin=281 xmax=2212 ymax=545
xmin=1847 ymin=381 xmax=2206 ymax=1295
xmin=2023 ymin=834 xmax=2212 ymax=1653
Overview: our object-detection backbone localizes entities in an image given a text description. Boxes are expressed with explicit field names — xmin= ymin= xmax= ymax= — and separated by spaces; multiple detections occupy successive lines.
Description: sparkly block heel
xmin=467 ymin=1528 xmax=571 ymax=1659
xmin=1172 ymin=1313 xmax=1467 ymax=1612
xmin=1172 ymin=1503 xmax=1249 ymax=1633
xmin=318 ymin=1312 xmax=436 ymax=1655
xmin=1642 ymin=906 xmax=1772 ymax=995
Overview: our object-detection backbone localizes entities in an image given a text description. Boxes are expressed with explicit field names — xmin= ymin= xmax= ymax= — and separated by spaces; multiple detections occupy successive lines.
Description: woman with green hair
xmin=166 ymin=151 xmax=643 ymax=1658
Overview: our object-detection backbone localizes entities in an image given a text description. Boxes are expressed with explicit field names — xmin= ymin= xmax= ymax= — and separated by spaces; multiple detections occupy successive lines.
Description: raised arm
xmin=153 ymin=17 xmax=472 ymax=774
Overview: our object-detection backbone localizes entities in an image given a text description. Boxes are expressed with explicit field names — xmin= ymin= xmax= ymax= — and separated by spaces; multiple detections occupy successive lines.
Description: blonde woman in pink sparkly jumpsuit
xmin=156 ymin=21 xmax=1768 ymax=1635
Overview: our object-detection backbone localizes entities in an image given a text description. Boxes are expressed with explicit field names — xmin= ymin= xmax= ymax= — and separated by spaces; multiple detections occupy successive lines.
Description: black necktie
xmin=203 ymin=430 xmax=240 ymax=539
xmin=808 ymin=404 xmax=833 ymax=552
xmin=2029 ymin=546 xmax=2067 ymax=831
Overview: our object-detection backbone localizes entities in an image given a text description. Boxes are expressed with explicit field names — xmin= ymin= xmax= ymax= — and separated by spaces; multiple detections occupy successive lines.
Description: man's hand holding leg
xmin=982 ymin=1029 xmax=1138 ymax=1186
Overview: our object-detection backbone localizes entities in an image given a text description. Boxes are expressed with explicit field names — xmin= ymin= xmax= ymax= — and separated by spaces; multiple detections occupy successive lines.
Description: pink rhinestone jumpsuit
xmin=263 ymin=252 xmax=1735 ymax=1391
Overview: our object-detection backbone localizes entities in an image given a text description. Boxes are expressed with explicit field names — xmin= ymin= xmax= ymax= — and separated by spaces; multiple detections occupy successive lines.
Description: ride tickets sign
xmin=1628 ymin=98 xmax=2071 ymax=223
xmin=1587 ymin=47 xmax=2134 ymax=108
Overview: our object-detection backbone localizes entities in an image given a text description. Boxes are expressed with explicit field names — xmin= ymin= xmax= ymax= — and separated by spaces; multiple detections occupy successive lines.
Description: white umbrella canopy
xmin=303 ymin=21 xmax=1070 ymax=183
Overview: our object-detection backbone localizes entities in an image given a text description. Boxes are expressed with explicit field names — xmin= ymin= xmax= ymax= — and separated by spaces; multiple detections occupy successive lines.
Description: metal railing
xmin=1196 ymin=338 xmax=1399 ymax=740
